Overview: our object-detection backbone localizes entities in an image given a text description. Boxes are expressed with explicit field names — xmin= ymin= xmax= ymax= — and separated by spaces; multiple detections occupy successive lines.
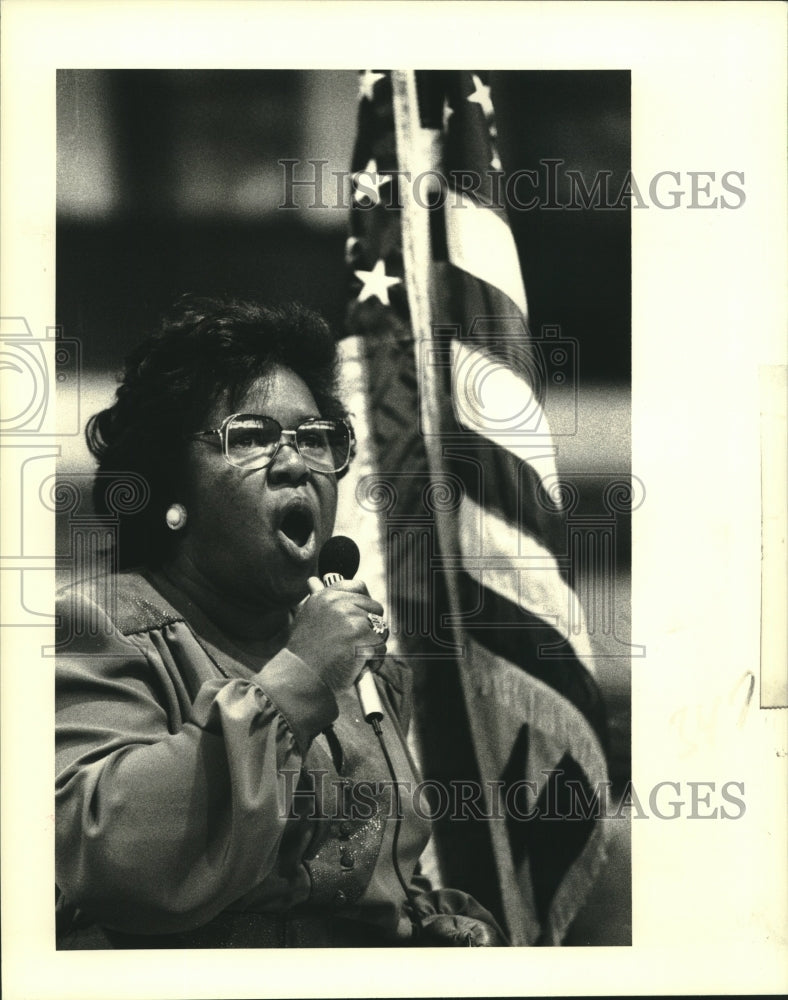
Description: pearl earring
xmin=165 ymin=503 xmax=188 ymax=531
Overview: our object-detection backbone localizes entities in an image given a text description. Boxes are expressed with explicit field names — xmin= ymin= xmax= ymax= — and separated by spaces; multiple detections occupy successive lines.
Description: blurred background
xmin=56 ymin=69 xmax=632 ymax=943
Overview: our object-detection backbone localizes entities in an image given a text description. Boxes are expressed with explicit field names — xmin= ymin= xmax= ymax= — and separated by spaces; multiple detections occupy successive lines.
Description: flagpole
xmin=390 ymin=69 xmax=531 ymax=945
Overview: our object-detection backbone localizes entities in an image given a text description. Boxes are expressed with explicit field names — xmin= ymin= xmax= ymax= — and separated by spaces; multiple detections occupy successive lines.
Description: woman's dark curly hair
xmin=86 ymin=295 xmax=354 ymax=570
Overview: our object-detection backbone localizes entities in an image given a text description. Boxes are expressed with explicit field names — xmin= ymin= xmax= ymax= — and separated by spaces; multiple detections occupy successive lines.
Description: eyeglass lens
xmin=225 ymin=416 xmax=349 ymax=472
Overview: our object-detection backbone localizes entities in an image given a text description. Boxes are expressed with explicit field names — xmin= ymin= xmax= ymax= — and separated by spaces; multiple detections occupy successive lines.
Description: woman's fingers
xmin=287 ymin=581 xmax=389 ymax=693
xmin=313 ymin=578 xmax=385 ymax=618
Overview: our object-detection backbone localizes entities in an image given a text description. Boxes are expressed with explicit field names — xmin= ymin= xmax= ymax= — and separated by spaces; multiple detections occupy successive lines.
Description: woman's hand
xmin=415 ymin=912 xmax=507 ymax=947
xmin=286 ymin=578 xmax=387 ymax=695
xmin=407 ymin=887 xmax=510 ymax=947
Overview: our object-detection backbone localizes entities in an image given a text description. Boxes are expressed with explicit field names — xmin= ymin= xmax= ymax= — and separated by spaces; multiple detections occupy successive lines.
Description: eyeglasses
xmin=191 ymin=413 xmax=354 ymax=474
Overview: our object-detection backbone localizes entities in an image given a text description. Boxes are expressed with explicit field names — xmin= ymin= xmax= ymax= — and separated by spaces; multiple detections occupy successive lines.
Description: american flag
xmin=339 ymin=69 xmax=609 ymax=945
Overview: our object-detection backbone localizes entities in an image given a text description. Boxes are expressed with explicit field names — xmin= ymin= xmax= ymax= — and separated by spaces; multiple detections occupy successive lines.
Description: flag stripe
xmin=451 ymin=339 xmax=558 ymax=444
xmin=456 ymin=574 xmax=605 ymax=739
xmin=456 ymin=495 xmax=595 ymax=666
xmin=445 ymin=194 xmax=528 ymax=313
xmin=442 ymin=436 xmax=566 ymax=559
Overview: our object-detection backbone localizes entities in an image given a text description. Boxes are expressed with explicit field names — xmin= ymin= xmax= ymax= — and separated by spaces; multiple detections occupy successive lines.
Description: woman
xmin=55 ymin=295 xmax=506 ymax=948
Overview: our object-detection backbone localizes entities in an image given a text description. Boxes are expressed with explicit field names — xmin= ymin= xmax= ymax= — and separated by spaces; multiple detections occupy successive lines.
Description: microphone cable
xmin=368 ymin=713 xmax=425 ymax=937
xmin=316 ymin=538 xmax=425 ymax=936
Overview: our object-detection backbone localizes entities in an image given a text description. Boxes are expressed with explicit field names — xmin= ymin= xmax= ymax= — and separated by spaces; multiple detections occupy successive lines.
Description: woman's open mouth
xmin=276 ymin=503 xmax=317 ymax=562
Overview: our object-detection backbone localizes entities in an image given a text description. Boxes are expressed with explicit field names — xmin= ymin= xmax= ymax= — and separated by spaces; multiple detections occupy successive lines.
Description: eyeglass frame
xmin=190 ymin=412 xmax=355 ymax=474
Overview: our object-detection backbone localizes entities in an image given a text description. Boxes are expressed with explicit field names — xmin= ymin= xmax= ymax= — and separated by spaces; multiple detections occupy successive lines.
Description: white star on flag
xmin=354 ymin=259 xmax=401 ymax=305
xmin=353 ymin=159 xmax=391 ymax=206
xmin=358 ymin=70 xmax=385 ymax=102
xmin=467 ymin=73 xmax=494 ymax=119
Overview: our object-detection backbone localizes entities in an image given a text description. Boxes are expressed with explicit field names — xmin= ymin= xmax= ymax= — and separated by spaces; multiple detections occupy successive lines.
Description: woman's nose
xmin=267 ymin=433 xmax=309 ymax=481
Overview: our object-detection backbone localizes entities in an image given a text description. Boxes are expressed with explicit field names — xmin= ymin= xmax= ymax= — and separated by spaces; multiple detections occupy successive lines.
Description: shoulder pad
xmin=57 ymin=571 xmax=183 ymax=636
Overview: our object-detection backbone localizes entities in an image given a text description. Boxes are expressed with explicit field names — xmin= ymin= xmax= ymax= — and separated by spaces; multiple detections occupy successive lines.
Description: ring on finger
xmin=367 ymin=612 xmax=388 ymax=635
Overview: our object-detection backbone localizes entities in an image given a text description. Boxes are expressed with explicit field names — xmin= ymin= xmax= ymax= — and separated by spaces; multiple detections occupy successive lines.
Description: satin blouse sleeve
xmin=55 ymin=589 xmax=339 ymax=935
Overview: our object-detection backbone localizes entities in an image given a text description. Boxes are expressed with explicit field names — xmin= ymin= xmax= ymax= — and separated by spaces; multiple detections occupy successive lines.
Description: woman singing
xmin=55 ymin=295 xmax=505 ymax=948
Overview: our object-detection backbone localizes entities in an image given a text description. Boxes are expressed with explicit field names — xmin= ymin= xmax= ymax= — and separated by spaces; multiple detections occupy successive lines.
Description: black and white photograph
xmin=52 ymin=65 xmax=631 ymax=952
xmin=1 ymin=2 xmax=786 ymax=998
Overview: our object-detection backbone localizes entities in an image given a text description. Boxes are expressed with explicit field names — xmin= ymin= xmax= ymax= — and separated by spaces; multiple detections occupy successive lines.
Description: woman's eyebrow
xmin=237 ymin=411 xmax=323 ymax=423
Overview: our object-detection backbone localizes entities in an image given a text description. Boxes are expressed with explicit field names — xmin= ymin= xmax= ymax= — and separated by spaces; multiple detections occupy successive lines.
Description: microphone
xmin=318 ymin=536 xmax=384 ymax=722
xmin=318 ymin=535 xmax=360 ymax=588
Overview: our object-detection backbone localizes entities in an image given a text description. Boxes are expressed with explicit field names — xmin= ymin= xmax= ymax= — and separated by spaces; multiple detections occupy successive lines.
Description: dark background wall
xmin=57 ymin=70 xmax=630 ymax=382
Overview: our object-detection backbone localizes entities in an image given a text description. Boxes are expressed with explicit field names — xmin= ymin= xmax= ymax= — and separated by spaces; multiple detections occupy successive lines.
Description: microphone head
xmin=318 ymin=535 xmax=360 ymax=581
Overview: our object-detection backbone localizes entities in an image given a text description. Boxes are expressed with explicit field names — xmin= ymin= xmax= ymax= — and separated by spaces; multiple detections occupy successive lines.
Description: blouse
xmin=55 ymin=567 xmax=451 ymax=948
